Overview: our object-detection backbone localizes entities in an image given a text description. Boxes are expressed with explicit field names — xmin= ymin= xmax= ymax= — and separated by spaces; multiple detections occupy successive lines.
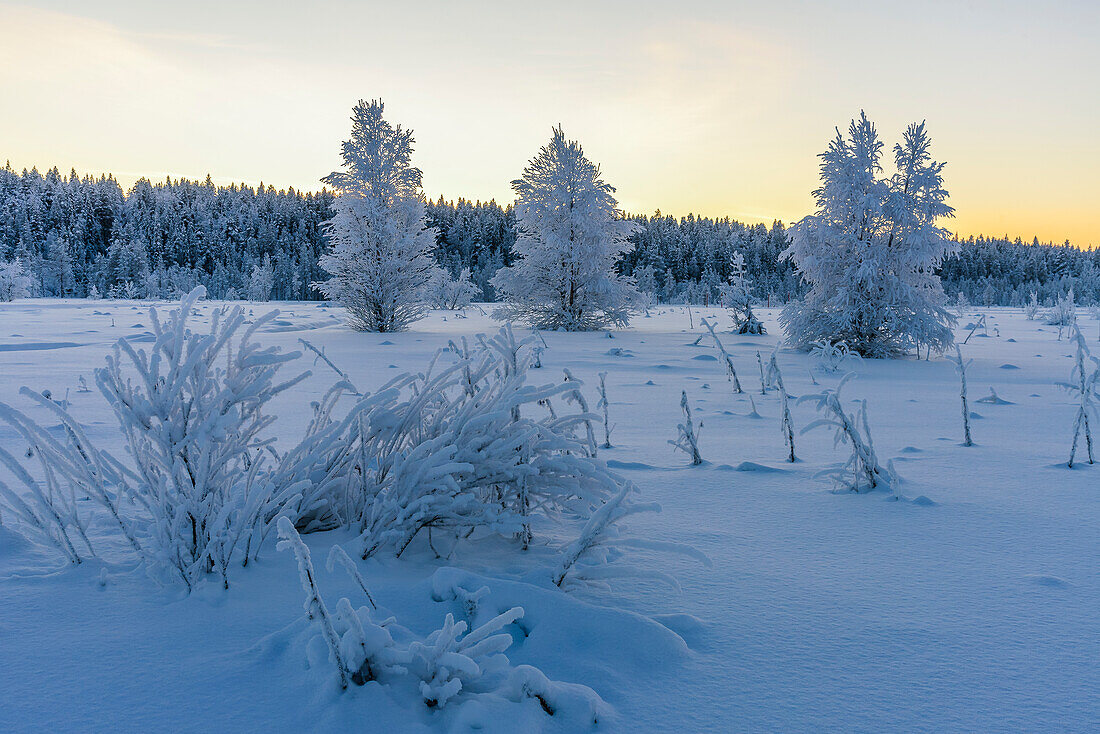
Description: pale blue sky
xmin=2 ymin=1 xmax=1097 ymax=244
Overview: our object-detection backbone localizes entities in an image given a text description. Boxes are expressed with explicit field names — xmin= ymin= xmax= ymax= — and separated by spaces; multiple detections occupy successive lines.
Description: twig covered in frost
xmin=799 ymin=374 xmax=890 ymax=492
xmin=701 ymin=318 xmax=743 ymax=393
xmin=327 ymin=544 xmax=377 ymax=610
xmin=277 ymin=517 xmax=349 ymax=689
xmin=299 ymin=338 xmax=359 ymax=394
xmin=946 ymin=345 xmax=974 ymax=447
xmin=552 ymin=482 xmax=710 ymax=590
xmin=1065 ymin=325 xmax=1098 ymax=467
xmin=756 ymin=351 xmax=767 ymax=394
xmin=563 ymin=368 xmax=598 ymax=458
xmin=596 ymin=372 xmax=613 ymax=449
xmin=669 ymin=390 xmax=703 ymax=465
xmin=766 ymin=349 xmax=796 ymax=462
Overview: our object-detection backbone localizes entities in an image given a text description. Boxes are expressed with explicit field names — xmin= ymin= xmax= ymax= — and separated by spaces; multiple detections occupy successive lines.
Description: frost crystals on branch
xmin=491 ymin=126 xmax=640 ymax=331
xmin=800 ymin=374 xmax=893 ymax=493
xmin=669 ymin=390 xmax=703 ymax=465
xmin=314 ymin=99 xmax=442 ymax=332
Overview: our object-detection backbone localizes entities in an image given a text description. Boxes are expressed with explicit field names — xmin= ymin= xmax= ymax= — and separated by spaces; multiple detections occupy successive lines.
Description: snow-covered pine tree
xmin=781 ymin=113 xmax=957 ymax=357
xmin=491 ymin=126 xmax=639 ymax=330
xmin=248 ymin=255 xmax=275 ymax=302
xmin=314 ymin=100 xmax=441 ymax=332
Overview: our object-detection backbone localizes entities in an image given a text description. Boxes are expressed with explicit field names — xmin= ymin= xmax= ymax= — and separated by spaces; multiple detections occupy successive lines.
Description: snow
xmin=1 ymin=300 xmax=1099 ymax=732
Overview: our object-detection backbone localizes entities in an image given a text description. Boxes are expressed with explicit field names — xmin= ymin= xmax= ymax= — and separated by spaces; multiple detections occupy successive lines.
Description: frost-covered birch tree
xmin=315 ymin=100 xmax=441 ymax=332
xmin=492 ymin=126 xmax=639 ymax=330
xmin=781 ymin=113 xmax=957 ymax=357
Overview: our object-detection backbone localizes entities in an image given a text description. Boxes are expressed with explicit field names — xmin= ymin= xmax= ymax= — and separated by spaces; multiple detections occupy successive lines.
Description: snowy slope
xmin=1 ymin=300 xmax=1097 ymax=732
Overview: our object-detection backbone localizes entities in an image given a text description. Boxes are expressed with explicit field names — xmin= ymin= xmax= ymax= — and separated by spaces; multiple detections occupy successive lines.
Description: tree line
xmin=1 ymin=160 xmax=1095 ymax=306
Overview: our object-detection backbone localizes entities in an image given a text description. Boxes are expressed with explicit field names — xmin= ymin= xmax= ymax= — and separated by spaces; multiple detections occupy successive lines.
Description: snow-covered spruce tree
xmin=492 ymin=126 xmax=640 ymax=330
xmin=248 ymin=255 xmax=275 ymax=302
xmin=0 ymin=258 xmax=34 ymax=301
xmin=315 ymin=100 xmax=441 ymax=332
xmin=1025 ymin=291 xmax=1040 ymax=320
xmin=781 ymin=113 xmax=957 ymax=357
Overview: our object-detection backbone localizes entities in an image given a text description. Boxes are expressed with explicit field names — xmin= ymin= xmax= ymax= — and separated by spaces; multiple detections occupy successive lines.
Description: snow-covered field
xmin=1 ymin=299 xmax=1098 ymax=733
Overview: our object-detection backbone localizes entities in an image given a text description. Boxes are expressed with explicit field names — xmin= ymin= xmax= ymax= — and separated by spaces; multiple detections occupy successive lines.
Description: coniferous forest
xmin=1 ymin=162 xmax=1096 ymax=306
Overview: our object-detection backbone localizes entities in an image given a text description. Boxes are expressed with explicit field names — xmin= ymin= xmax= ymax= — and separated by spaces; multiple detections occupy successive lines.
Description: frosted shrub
xmin=0 ymin=288 xmax=310 ymax=589
xmin=809 ymin=339 xmax=858 ymax=373
xmin=427 ymin=267 xmax=480 ymax=310
xmin=1045 ymin=289 xmax=1077 ymax=329
xmin=279 ymin=519 xmax=604 ymax=717
xmin=0 ymin=258 xmax=34 ymax=301
xmin=717 ymin=251 xmax=764 ymax=334
xmin=800 ymin=374 xmax=892 ymax=493
xmin=1025 ymin=291 xmax=1040 ymax=320
xmin=356 ymin=327 xmax=619 ymax=558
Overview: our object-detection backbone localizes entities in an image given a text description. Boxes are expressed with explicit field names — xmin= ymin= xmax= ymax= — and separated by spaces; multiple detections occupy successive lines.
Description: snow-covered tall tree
xmin=314 ymin=100 xmax=441 ymax=332
xmin=492 ymin=126 xmax=639 ymax=330
xmin=249 ymin=255 xmax=275 ymax=302
xmin=781 ymin=113 xmax=957 ymax=357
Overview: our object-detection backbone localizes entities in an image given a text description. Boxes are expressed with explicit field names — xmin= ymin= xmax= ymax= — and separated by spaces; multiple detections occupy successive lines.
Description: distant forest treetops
xmin=1 ymin=163 xmax=1095 ymax=306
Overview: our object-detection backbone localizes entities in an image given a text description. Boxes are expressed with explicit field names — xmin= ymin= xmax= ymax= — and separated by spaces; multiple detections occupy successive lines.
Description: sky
xmin=1 ymin=0 xmax=1097 ymax=246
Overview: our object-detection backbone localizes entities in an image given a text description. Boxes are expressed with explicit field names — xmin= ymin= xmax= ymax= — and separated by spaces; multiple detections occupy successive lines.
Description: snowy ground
xmin=1 ymin=299 xmax=1098 ymax=733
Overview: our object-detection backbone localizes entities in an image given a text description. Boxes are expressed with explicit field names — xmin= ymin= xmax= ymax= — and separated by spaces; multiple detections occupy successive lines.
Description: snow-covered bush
xmin=1045 ymin=289 xmax=1077 ymax=329
xmin=337 ymin=327 xmax=621 ymax=559
xmin=491 ymin=126 xmax=640 ymax=331
xmin=0 ymin=288 xmax=311 ymax=589
xmin=1025 ymin=291 xmax=1040 ymax=320
xmin=669 ymin=390 xmax=703 ymax=465
xmin=314 ymin=100 xmax=440 ymax=332
xmin=800 ymin=374 xmax=892 ymax=493
xmin=279 ymin=518 xmax=606 ymax=718
xmin=781 ymin=114 xmax=957 ymax=357
xmin=0 ymin=258 xmax=34 ymax=301
xmin=426 ymin=267 xmax=480 ymax=310
xmin=808 ymin=339 xmax=859 ymax=373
